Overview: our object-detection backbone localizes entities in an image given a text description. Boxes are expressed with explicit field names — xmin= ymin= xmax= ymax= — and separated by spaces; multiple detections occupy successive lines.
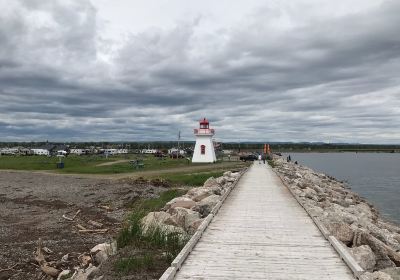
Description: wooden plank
xmin=159 ymin=267 xmax=177 ymax=280
xmin=174 ymin=163 xmax=355 ymax=279
xmin=328 ymin=236 xmax=364 ymax=277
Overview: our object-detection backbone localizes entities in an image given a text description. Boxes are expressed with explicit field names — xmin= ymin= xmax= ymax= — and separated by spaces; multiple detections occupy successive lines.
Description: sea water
xmin=283 ymin=152 xmax=400 ymax=224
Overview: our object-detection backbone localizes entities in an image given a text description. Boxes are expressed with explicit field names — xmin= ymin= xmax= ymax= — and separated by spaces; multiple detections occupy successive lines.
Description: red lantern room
xmin=194 ymin=118 xmax=214 ymax=135
xmin=199 ymin=118 xmax=209 ymax=129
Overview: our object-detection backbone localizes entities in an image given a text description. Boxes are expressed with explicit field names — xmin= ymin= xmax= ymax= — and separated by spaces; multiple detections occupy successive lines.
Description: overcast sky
xmin=1 ymin=0 xmax=399 ymax=143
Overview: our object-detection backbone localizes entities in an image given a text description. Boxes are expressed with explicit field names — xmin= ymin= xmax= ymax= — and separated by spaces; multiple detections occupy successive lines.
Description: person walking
xmin=258 ymin=154 xmax=262 ymax=164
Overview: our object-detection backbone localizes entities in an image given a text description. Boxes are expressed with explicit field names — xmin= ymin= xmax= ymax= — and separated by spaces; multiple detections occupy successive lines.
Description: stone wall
xmin=274 ymin=157 xmax=400 ymax=280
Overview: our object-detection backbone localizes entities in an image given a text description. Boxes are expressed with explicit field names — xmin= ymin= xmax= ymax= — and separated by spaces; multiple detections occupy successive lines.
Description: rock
xmin=70 ymin=264 xmax=100 ymax=280
xmin=223 ymin=171 xmax=232 ymax=177
xmin=193 ymin=195 xmax=221 ymax=216
xmin=381 ymin=268 xmax=400 ymax=280
xmin=215 ymin=176 xmax=226 ymax=185
xmin=187 ymin=218 xmax=204 ymax=234
xmin=349 ymin=245 xmax=376 ymax=271
xmin=165 ymin=197 xmax=196 ymax=210
xmin=90 ymin=242 xmax=116 ymax=265
xmin=358 ymin=220 xmax=400 ymax=251
xmin=354 ymin=231 xmax=396 ymax=270
xmin=208 ymin=185 xmax=223 ymax=195
xmin=361 ymin=271 xmax=393 ymax=280
xmin=57 ymin=270 xmax=72 ymax=280
xmin=309 ymin=184 xmax=323 ymax=193
xmin=94 ymin=251 xmax=108 ymax=265
xmin=141 ymin=211 xmax=171 ymax=230
xmin=167 ymin=207 xmax=201 ymax=230
xmin=304 ymin=187 xmax=318 ymax=201
xmin=187 ymin=187 xmax=213 ymax=202
xmin=90 ymin=242 xmax=114 ymax=255
xmin=326 ymin=204 xmax=359 ymax=224
xmin=203 ymin=177 xmax=220 ymax=188
xmin=61 ymin=254 xmax=69 ymax=263
xmin=325 ymin=222 xmax=354 ymax=245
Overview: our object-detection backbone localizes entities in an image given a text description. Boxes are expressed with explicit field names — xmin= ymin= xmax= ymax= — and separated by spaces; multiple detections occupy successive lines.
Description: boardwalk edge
xmin=274 ymin=168 xmax=367 ymax=279
xmin=160 ymin=167 xmax=249 ymax=279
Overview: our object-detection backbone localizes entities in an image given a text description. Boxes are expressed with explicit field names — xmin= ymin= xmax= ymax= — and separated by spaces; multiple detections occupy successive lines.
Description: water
xmin=283 ymin=153 xmax=400 ymax=224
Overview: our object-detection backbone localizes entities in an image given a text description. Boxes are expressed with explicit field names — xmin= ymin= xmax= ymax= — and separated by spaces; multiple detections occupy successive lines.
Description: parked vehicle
xmin=154 ymin=152 xmax=167 ymax=158
xmin=239 ymin=154 xmax=258 ymax=161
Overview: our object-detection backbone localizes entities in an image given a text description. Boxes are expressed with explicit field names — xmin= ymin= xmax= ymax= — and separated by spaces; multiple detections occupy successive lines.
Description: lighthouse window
xmin=201 ymin=145 xmax=206 ymax=155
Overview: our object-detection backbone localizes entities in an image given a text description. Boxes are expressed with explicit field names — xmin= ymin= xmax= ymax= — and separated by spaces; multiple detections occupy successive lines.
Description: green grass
xmin=157 ymin=171 xmax=225 ymax=186
xmin=117 ymin=189 xmax=188 ymax=248
xmin=127 ymin=189 xmax=187 ymax=212
xmin=115 ymin=254 xmax=156 ymax=273
xmin=116 ymin=189 xmax=190 ymax=274
xmin=0 ymin=154 xmax=193 ymax=174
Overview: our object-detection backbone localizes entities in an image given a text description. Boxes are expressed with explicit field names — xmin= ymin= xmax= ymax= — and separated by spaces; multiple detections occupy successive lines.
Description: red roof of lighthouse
xmin=200 ymin=118 xmax=209 ymax=125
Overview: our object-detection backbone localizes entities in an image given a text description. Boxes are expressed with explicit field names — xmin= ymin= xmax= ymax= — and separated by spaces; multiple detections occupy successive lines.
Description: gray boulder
xmin=194 ymin=194 xmax=221 ymax=216
xmin=187 ymin=218 xmax=204 ymax=234
xmin=381 ymin=268 xmax=400 ymax=280
xmin=141 ymin=211 xmax=185 ymax=234
xmin=167 ymin=207 xmax=201 ymax=230
xmin=350 ymin=245 xmax=376 ymax=271
xmin=361 ymin=271 xmax=393 ymax=280
xmin=187 ymin=187 xmax=213 ymax=202
xmin=165 ymin=197 xmax=196 ymax=210
xmin=325 ymin=222 xmax=354 ymax=245
xmin=203 ymin=177 xmax=220 ymax=188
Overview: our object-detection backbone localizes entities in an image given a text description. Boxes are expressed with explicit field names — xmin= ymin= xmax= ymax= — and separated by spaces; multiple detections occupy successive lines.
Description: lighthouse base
xmin=192 ymin=135 xmax=216 ymax=163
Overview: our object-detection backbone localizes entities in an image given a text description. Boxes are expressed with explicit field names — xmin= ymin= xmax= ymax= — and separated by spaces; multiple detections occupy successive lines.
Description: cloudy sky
xmin=1 ymin=0 xmax=399 ymax=143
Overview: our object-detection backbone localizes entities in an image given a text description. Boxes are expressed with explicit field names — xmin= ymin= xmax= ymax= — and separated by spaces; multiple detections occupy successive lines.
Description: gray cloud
xmin=0 ymin=0 xmax=400 ymax=143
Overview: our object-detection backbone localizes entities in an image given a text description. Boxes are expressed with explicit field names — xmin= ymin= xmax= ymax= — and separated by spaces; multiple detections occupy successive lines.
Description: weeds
xmin=156 ymin=171 xmax=225 ymax=186
xmin=115 ymin=254 xmax=156 ymax=273
xmin=116 ymin=188 xmax=190 ymax=275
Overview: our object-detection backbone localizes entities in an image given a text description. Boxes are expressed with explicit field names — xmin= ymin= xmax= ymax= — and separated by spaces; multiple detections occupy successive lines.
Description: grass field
xmin=0 ymin=154 xmax=248 ymax=175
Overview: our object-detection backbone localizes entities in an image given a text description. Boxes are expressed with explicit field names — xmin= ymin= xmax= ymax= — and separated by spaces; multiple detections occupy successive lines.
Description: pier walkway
xmin=174 ymin=163 xmax=355 ymax=279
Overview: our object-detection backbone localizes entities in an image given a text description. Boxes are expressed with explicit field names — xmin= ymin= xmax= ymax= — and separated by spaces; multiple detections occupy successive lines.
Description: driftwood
xmin=99 ymin=205 xmax=112 ymax=211
xmin=34 ymin=238 xmax=60 ymax=277
xmin=34 ymin=238 xmax=46 ymax=265
xmin=40 ymin=264 xmax=59 ymax=277
xmin=62 ymin=214 xmax=74 ymax=221
xmin=72 ymin=209 xmax=81 ymax=219
xmin=79 ymin=229 xmax=108 ymax=234
xmin=88 ymin=220 xmax=103 ymax=228
xmin=0 ymin=264 xmax=18 ymax=273
xmin=62 ymin=209 xmax=81 ymax=221
xmin=76 ymin=224 xmax=87 ymax=230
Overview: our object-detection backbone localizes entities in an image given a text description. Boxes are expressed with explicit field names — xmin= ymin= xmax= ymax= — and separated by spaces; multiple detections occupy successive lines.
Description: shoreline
xmin=272 ymin=157 xmax=400 ymax=279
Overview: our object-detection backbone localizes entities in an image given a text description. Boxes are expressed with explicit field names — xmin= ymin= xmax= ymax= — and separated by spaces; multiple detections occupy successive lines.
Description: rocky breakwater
xmin=273 ymin=157 xmax=400 ymax=280
xmin=141 ymin=170 xmax=243 ymax=236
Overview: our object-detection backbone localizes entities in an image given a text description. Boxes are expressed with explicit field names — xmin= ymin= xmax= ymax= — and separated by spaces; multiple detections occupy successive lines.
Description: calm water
xmin=283 ymin=153 xmax=400 ymax=224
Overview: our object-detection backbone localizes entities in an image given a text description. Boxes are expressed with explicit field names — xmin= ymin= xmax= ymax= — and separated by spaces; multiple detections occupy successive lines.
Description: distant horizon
xmin=1 ymin=140 xmax=400 ymax=146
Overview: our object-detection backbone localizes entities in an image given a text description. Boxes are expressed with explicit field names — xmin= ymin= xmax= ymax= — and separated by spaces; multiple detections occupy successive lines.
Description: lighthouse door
xmin=201 ymin=145 xmax=205 ymax=155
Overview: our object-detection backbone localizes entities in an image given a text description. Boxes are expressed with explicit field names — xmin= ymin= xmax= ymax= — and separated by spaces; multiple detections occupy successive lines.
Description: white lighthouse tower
xmin=192 ymin=118 xmax=216 ymax=163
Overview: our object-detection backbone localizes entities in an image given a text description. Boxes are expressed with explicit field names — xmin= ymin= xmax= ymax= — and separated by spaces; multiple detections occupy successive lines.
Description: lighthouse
xmin=192 ymin=118 xmax=217 ymax=163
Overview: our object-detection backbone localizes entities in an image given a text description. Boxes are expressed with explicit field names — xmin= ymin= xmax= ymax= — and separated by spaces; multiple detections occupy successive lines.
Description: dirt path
xmin=96 ymin=159 xmax=131 ymax=166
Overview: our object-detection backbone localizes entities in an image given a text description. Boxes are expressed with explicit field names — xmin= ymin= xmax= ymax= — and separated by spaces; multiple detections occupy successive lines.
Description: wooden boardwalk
xmin=174 ymin=163 xmax=355 ymax=279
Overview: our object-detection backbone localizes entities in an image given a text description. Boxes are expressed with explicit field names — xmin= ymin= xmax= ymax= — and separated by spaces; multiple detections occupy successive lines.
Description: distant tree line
xmin=0 ymin=141 xmax=399 ymax=153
